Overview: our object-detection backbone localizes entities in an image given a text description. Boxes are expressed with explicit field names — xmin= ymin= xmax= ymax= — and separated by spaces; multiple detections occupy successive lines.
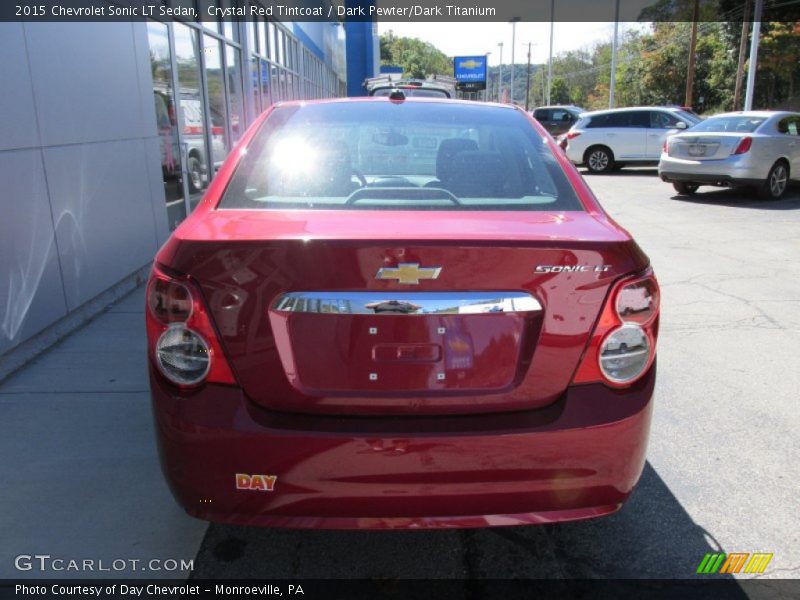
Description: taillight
xmin=146 ymin=264 xmax=236 ymax=387
xmin=560 ymin=131 xmax=579 ymax=150
xmin=732 ymin=136 xmax=752 ymax=155
xmin=662 ymin=140 xmax=668 ymax=154
xmin=572 ymin=270 xmax=659 ymax=388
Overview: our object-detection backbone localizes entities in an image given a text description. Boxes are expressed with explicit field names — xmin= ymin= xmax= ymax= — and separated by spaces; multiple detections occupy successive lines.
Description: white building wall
xmin=0 ymin=22 xmax=169 ymax=358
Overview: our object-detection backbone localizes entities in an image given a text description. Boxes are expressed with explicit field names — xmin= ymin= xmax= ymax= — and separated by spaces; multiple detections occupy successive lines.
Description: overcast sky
xmin=377 ymin=22 xmax=652 ymax=66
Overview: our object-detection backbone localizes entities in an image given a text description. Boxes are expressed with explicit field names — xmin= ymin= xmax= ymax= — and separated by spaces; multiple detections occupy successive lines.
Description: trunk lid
xmin=160 ymin=210 xmax=648 ymax=415
xmin=668 ymin=132 xmax=746 ymax=161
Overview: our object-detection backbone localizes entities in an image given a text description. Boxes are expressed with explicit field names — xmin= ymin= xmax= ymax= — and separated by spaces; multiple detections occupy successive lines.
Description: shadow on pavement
xmin=189 ymin=462 xmax=743 ymax=589
xmin=580 ymin=168 xmax=659 ymax=177
xmin=669 ymin=185 xmax=800 ymax=209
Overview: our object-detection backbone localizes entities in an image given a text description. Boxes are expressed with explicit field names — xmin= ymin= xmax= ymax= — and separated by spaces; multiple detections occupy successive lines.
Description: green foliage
xmin=525 ymin=20 xmax=798 ymax=113
xmin=379 ymin=20 xmax=799 ymax=112
xmin=379 ymin=31 xmax=452 ymax=80
xmin=550 ymin=78 xmax=571 ymax=104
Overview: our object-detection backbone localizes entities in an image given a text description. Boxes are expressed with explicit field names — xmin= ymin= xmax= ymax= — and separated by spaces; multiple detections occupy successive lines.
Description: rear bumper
xmin=659 ymin=172 xmax=762 ymax=187
xmin=150 ymin=365 xmax=655 ymax=529
xmin=658 ymin=154 xmax=764 ymax=186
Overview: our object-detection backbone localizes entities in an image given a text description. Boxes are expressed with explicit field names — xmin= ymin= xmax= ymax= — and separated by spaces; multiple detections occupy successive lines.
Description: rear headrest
xmin=436 ymin=138 xmax=479 ymax=181
xmin=445 ymin=151 xmax=507 ymax=198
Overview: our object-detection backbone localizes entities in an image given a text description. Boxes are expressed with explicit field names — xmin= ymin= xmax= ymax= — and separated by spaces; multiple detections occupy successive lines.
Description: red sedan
xmin=146 ymin=96 xmax=659 ymax=529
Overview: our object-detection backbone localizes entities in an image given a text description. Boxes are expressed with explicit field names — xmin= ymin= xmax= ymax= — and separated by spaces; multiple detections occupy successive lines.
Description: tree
xmin=550 ymin=78 xmax=571 ymax=104
xmin=379 ymin=31 xmax=452 ymax=79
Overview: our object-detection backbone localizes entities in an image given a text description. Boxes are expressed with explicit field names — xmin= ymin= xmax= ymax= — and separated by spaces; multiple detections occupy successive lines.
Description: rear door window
xmin=586 ymin=114 xmax=611 ymax=128
xmin=628 ymin=111 xmax=651 ymax=128
xmin=219 ymin=101 xmax=584 ymax=212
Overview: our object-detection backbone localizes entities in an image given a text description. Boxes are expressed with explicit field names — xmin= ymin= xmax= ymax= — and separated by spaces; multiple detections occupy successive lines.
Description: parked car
xmin=153 ymin=90 xmax=228 ymax=194
xmin=146 ymin=97 xmax=660 ymax=530
xmin=365 ymin=76 xmax=454 ymax=98
xmin=532 ymin=105 xmax=584 ymax=136
xmin=659 ymin=111 xmax=800 ymax=199
xmin=180 ymin=97 xmax=227 ymax=193
xmin=563 ymin=107 xmax=701 ymax=173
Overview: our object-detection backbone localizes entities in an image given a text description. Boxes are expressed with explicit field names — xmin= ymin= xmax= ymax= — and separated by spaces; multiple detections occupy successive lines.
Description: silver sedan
xmin=659 ymin=111 xmax=800 ymax=199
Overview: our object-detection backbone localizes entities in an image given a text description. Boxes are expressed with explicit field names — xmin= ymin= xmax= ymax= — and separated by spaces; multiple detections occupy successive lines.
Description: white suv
xmin=563 ymin=107 xmax=700 ymax=173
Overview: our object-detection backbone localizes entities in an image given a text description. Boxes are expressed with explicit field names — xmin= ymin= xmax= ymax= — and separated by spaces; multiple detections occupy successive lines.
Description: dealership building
xmin=0 ymin=7 xmax=379 ymax=374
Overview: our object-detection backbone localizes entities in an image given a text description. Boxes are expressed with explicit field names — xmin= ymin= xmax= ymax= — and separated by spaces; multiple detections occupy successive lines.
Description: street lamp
xmin=524 ymin=42 xmax=536 ymax=111
xmin=485 ymin=51 xmax=492 ymax=101
xmin=510 ymin=18 xmax=520 ymax=104
xmin=497 ymin=42 xmax=504 ymax=102
xmin=547 ymin=1 xmax=554 ymax=105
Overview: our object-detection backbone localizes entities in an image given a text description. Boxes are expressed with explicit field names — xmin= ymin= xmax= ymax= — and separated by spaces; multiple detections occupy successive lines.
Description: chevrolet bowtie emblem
xmin=376 ymin=263 xmax=442 ymax=285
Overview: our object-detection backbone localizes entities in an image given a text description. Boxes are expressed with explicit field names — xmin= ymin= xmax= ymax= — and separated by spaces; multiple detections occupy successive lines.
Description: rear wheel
xmin=673 ymin=182 xmax=699 ymax=195
xmin=584 ymin=146 xmax=615 ymax=174
xmin=759 ymin=161 xmax=789 ymax=200
xmin=187 ymin=155 xmax=204 ymax=193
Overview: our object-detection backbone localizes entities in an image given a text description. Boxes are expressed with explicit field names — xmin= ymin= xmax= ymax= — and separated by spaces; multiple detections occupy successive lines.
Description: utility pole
xmin=609 ymin=0 xmax=620 ymax=108
xmin=510 ymin=18 xmax=519 ymax=104
xmin=525 ymin=42 xmax=532 ymax=111
xmin=733 ymin=0 xmax=752 ymax=110
xmin=684 ymin=0 xmax=700 ymax=108
xmin=497 ymin=42 xmax=503 ymax=102
xmin=547 ymin=0 xmax=554 ymax=105
xmin=541 ymin=68 xmax=546 ymax=105
xmin=744 ymin=0 xmax=763 ymax=110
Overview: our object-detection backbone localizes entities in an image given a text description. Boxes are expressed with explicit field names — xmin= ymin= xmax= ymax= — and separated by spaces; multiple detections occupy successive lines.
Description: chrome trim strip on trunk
xmin=272 ymin=292 xmax=542 ymax=315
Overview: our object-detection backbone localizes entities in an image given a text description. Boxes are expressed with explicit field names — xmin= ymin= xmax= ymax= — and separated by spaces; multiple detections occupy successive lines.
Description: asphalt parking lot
xmin=1 ymin=169 xmax=798 ymax=581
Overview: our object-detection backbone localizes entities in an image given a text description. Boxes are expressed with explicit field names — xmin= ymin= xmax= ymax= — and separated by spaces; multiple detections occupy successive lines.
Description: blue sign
xmin=380 ymin=65 xmax=404 ymax=75
xmin=454 ymin=55 xmax=487 ymax=84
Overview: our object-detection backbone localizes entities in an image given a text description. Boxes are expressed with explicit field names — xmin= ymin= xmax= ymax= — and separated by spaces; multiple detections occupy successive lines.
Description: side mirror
xmin=675 ymin=121 xmax=688 ymax=130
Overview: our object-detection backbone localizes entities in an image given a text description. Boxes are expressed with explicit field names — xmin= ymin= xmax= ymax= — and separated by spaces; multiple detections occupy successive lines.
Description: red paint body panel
xmin=148 ymin=98 xmax=658 ymax=528
xmin=151 ymin=364 xmax=654 ymax=529
xmin=160 ymin=240 xmax=646 ymax=415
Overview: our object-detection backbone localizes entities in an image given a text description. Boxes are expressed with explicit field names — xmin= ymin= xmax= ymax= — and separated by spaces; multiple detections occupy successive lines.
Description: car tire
xmin=759 ymin=160 xmax=789 ymax=200
xmin=187 ymin=155 xmax=204 ymax=194
xmin=673 ymin=182 xmax=699 ymax=195
xmin=584 ymin=146 xmax=615 ymax=174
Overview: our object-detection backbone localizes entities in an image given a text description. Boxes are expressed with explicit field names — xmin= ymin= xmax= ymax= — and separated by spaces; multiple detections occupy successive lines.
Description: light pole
xmin=510 ymin=18 xmax=519 ymax=104
xmin=733 ymin=0 xmax=753 ymax=110
xmin=484 ymin=51 xmax=492 ymax=101
xmin=547 ymin=1 xmax=554 ymax=105
xmin=609 ymin=0 xmax=620 ymax=108
xmin=524 ymin=42 xmax=534 ymax=111
xmin=497 ymin=42 xmax=504 ymax=102
xmin=541 ymin=63 xmax=546 ymax=105
xmin=744 ymin=0 xmax=763 ymax=110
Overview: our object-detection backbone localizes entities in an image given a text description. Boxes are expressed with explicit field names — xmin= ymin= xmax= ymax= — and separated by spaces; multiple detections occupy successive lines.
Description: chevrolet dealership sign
xmin=454 ymin=55 xmax=487 ymax=91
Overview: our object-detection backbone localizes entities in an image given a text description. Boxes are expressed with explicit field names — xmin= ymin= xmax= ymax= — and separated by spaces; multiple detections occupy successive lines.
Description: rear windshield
xmin=219 ymin=100 xmax=584 ymax=211
xmin=690 ymin=116 xmax=766 ymax=133
xmin=372 ymin=88 xmax=449 ymax=98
